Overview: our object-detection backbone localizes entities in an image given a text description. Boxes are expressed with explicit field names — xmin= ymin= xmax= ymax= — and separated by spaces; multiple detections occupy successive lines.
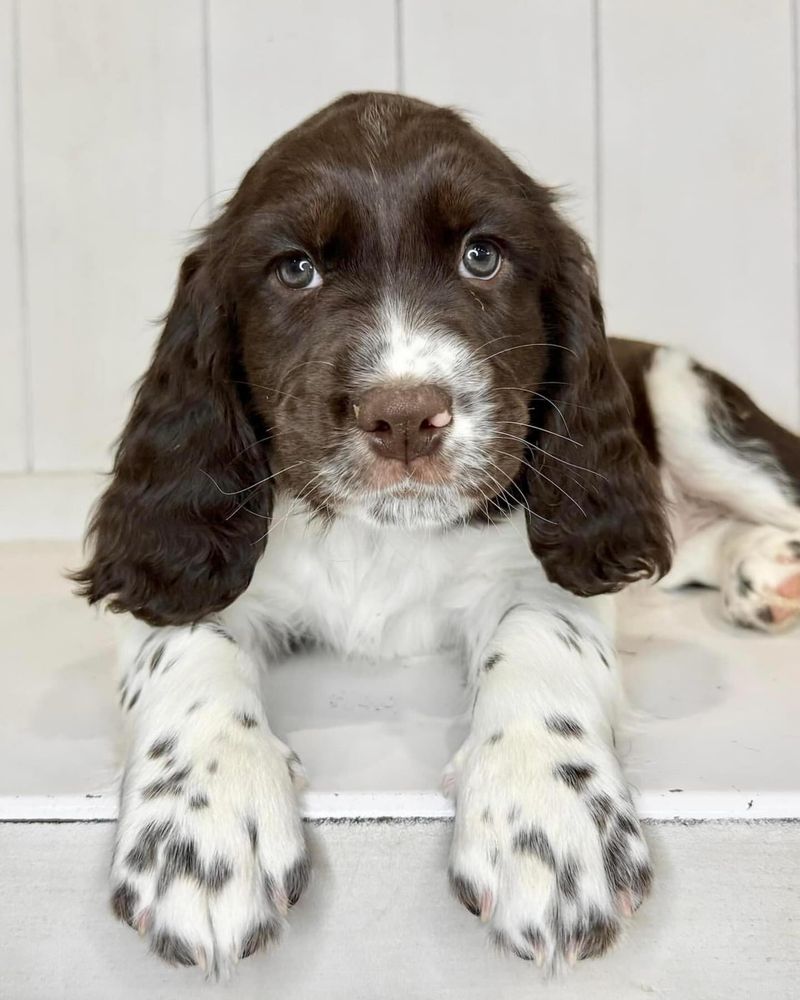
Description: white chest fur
xmin=235 ymin=497 xmax=550 ymax=660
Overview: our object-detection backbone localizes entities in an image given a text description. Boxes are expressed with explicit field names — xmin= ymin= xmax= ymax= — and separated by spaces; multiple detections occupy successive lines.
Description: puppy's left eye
xmin=276 ymin=255 xmax=322 ymax=289
xmin=459 ymin=240 xmax=502 ymax=280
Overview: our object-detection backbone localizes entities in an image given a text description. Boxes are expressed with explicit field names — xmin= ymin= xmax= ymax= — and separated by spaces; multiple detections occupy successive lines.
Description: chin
xmin=344 ymin=486 xmax=478 ymax=531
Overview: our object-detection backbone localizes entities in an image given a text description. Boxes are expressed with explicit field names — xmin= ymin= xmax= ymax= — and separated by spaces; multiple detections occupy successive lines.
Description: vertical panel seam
xmin=395 ymin=0 xmax=405 ymax=93
xmin=592 ymin=0 xmax=603 ymax=272
xmin=11 ymin=0 xmax=32 ymax=472
xmin=201 ymin=0 xmax=215 ymax=219
xmin=792 ymin=0 xmax=800 ymax=422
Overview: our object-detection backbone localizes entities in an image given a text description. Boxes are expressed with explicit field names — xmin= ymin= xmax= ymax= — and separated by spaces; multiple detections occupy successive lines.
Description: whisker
xmin=281 ymin=358 xmax=338 ymax=381
xmin=530 ymin=391 xmax=571 ymax=434
xmin=494 ymin=386 xmax=601 ymax=414
xmin=476 ymin=333 xmax=517 ymax=352
xmin=229 ymin=430 xmax=275 ymax=462
xmin=494 ymin=448 xmax=586 ymax=518
xmin=482 ymin=460 xmax=556 ymax=527
xmin=200 ymin=462 xmax=304 ymax=497
xmin=529 ymin=442 xmax=607 ymax=482
xmin=229 ymin=380 xmax=302 ymax=404
xmin=253 ymin=469 xmax=327 ymax=541
xmin=497 ymin=418 xmax=583 ymax=447
xmin=493 ymin=431 xmax=605 ymax=480
xmin=481 ymin=342 xmax=576 ymax=364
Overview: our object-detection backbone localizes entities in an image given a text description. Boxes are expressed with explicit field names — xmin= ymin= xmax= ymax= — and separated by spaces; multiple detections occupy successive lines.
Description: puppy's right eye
xmin=276 ymin=255 xmax=322 ymax=289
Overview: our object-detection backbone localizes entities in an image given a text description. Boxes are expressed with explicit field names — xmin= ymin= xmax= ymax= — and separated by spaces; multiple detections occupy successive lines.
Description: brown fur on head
xmin=74 ymin=92 xmax=671 ymax=625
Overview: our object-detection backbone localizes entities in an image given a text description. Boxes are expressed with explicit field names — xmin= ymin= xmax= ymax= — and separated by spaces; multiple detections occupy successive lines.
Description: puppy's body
xmin=615 ymin=339 xmax=800 ymax=628
xmin=75 ymin=93 xmax=800 ymax=976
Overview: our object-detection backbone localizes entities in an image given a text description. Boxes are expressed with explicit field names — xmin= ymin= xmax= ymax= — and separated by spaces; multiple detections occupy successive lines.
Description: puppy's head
xmin=75 ymin=93 xmax=670 ymax=625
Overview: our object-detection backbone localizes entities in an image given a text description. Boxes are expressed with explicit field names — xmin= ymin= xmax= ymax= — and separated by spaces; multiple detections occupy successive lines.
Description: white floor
xmin=1 ymin=541 xmax=799 ymax=998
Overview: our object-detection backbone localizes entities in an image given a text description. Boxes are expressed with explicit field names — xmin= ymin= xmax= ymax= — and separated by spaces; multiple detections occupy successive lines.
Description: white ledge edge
xmin=0 ymin=789 xmax=799 ymax=822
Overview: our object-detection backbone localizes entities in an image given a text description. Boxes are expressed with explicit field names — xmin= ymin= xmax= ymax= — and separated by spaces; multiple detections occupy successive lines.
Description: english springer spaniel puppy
xmin=74 ymin=92 xmax=800 ymax=975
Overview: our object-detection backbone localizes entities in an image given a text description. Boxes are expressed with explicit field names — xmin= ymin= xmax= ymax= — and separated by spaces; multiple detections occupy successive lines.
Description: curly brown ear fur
xmin=71 ymin=249 xmax=271 ymax=626
xmin=523 ymin=218 xmax=672 ymax=594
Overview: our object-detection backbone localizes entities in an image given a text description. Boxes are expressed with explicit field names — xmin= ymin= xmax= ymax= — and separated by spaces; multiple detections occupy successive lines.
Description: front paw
xmin=445 ymin=722 xmax=651 ymax=969
xmin=110 ymin=714 xmax=309 ymax=976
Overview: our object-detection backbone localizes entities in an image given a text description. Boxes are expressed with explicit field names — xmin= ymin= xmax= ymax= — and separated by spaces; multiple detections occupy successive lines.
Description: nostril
xmin=372 ymin=419 xmax=392 ymax=434
xmin=423 ymin=410 xmax=452 ymax=430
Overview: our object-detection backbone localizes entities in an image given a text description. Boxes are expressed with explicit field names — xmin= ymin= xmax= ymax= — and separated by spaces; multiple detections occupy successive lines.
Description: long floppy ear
xmin=523 ymin=219 xmax=671 ymax=595
xmin=72 ymin=249 xmax=272 ymax=626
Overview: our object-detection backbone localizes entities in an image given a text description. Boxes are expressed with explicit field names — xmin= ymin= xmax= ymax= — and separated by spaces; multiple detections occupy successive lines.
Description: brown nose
xmin=354 ymin=384 xmax=453 ymax=462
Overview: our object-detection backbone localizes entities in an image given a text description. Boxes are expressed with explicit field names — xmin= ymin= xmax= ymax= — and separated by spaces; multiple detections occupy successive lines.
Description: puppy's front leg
xmin=110 ymin=618 xmax=308 ymax=975
xmin=446 ymin=601 xmax=651 ymax=969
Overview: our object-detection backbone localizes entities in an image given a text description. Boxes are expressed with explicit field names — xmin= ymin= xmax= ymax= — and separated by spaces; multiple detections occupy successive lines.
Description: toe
xmin=283 ymin=853 xmax=311 ymax=908
xmin=777 ymin=573 xmax=800 ymax=601
xmin=449 ymin=870 xmax=487 ymax=918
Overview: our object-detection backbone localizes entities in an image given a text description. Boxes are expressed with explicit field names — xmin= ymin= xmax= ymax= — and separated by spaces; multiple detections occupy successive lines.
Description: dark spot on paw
xmin=491 ymin=927 xmax=538 ymax=962
xmin=553 ymin=611 xmax=580 ymax=639
xmin=187 ymin=700 xmax=204 ymax=715
xmin=484 ymin=653 xmax=501 ymax=672
xmin=507 ymin=804 xmax=521 ymax=824
xmin=628 ymin=861 xmax=654 ymax=904
xmin=587 ymin=635 xmax=612 ymax=668
xmin=151 ymin=929 xmax=197 ymax=967
xmin=188 ymin=794 xmax=209 ymax=810
xmin=157 ymin=836 xmax=201 ymax=895
xmin=587 ymin=793 xmax=614 ymax=832
xmin=125 ymin=819 xmax=173 ymax=872
xmin=111 ymin=882 xmax=138 ymax=926
xmin=205 ymin=856 xmax=233 ymax=892
xmin=554 ymin=762 xmax=594 ymax=791
xmin=235 ymin=712 xmax=258 ymax=729
xmin=147 ymin=735 xmax=176 ymax=760
xmin=486 ymin=730 xmax=504 ymax=746
xmin=522 ymin=924 xmax=546 ymax=954
xmin=240 ymin=919 xmax=281 ymax=959
xmin=545 ymin=715 xmax=584 ymax=738
xmin=205 ymin=621 xmax=235 ymax=643
xmin=284 ymin=855 xmax=311 ymax=906
xmin=126 ymin=690 xmax=140 ymax=711
xmin=615 ymin=811 xmax=638 ymax=837
xmin=602 ymin=824 xmax=650 ymax=899
xmin=449 ymin=871 xmax=482 ymax=916
xmin=142 ymin=766 xmax=191 ymax=800
xmin=481 ymin=807 xmax=492 ymax=824
xmin=149 ymin=642 xmax=166 ymax=674
xmin=560 ymin=907 xmax=619 ymax=961
xmin=207 ymin=760 xmax=219 ymax=775
xmin=512 ymin=825 xmax=555 ymax=868
xmin=286 ymin=750 xmax=303 ymax=776
xmin=757 ymin=606 xmax=775 ymax=625
xmin=557 ymin=631 xmax=582 ymax=653
xmin=557 ymin=856 xmax=581 ymax=901
xmin=246 ymin=818 xmax=258 ymax=851
xmin=736 ymin=567 xmax=754 ymax=596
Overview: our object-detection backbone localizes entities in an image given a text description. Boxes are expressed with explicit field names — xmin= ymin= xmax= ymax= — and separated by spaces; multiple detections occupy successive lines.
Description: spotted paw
xmin=445 ymin=721 xmax=651 ymax=970
xmin=110 ymin=708 xmax=309 ymax=976
xmin=721 ymin=526 xmax=800 ymax=632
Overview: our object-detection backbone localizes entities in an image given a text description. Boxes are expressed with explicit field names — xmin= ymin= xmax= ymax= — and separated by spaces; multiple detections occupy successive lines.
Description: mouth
xmin=328 ymin=456 xmax=502 ymax=530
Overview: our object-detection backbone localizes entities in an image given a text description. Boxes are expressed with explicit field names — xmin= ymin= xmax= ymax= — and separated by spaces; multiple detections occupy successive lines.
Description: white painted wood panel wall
xmin=2 ymin=1 xmax=799 ymax=532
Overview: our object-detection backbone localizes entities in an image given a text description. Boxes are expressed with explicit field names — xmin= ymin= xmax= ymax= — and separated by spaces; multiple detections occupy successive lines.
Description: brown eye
xmin=277 ymin=255 xmax=321 ymax=289
xmin=460 ymin=240 xmax=502 ymax=279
